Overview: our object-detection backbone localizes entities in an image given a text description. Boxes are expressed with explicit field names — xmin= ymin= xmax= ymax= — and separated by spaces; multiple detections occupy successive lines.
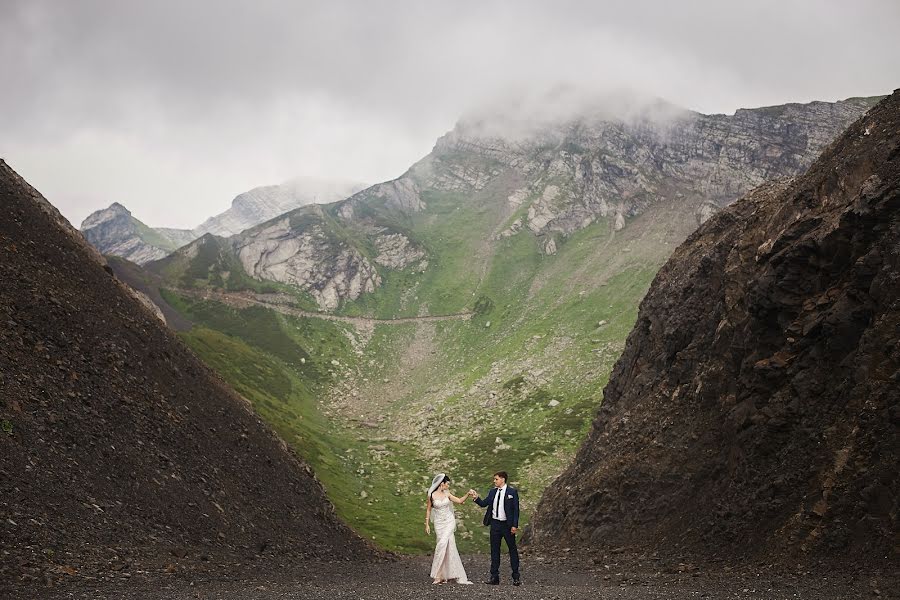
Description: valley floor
xmin=21 ymin=554 xmax=895 ymax=600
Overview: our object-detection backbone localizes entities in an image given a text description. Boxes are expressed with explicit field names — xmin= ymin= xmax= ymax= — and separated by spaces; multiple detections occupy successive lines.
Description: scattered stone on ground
xmin=15 ymin=554 xmax=897 ymax=600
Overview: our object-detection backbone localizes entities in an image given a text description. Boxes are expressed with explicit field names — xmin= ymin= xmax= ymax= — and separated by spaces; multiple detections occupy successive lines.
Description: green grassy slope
xmin=154 ymin=191 xmax=673 ymax=552
xmin=330 ymin=213 xmax=666 ymax=551
xmin=162 ymin=291 xmax=437 ymax=552
xmin=132 ymin=217 xmax=177 ymax=251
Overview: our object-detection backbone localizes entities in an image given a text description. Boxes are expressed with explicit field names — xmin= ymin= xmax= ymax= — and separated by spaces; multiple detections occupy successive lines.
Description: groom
xmin=470 ymin=471 xmax=520 ymax=586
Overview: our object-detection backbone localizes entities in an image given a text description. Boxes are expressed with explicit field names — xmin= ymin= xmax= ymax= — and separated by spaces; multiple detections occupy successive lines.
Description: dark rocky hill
xmin=105 ymin=255 xmax=193 ymax=332
xmin=0 ymin=161 xmax=373 ymax=593
xmin=529 ymin=92 xmax=900 ymax=567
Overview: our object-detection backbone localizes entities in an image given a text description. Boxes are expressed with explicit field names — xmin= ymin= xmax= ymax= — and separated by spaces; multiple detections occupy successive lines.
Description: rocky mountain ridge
xmin=81 ymin=202 xmax=191 ymax=265
xmin=161 ymin=96 xmax=879 ymax=310
xmin=528 ymin=91 xmax=900 ymax=565
xmin=429 ymin=96 xmax=879 ymax=244
xmin=80 ymin=178 xmax=365 ymax=265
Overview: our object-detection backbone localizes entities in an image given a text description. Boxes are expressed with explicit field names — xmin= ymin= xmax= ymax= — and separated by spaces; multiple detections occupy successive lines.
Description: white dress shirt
xmin=492 ymin=484 xmax=508 ymax=521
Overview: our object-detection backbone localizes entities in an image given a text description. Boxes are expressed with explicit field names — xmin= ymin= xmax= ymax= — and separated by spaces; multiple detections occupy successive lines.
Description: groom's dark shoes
xmin=513 ymin=576 xmax=521 ymax=586
xmin=483 ymin=578 xmax=499 ymax=585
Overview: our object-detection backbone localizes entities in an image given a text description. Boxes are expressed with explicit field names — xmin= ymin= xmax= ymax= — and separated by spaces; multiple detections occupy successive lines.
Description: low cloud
xmin=1 ymin=0 xmax=897 ymax=227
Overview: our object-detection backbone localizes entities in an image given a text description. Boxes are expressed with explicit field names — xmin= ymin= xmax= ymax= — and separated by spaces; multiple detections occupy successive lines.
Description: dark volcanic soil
xmin=530 ymin=92 xmax=900 ymax=567
xmin=0 ymin=160 xmax=375 ymax=597
xmin=105 ymin=255 xmax=193 ymax=331
xmin=22 ymin=554 xmax=899 ymax=600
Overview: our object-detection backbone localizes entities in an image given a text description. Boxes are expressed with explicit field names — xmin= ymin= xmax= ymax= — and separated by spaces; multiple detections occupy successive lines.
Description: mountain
xmin=80 ymin=202 xmax=194 ymax=265
xmin=133 ymin=94 xmax=882 ymax=554
xmin=193 ymin=178 xmax=367 ymax=237
xmin=0 ymin=161 xmax=372 ymax=592
xmin=528 ymin=91 xmax=900 ymax=565
xmin=157 ymin=95 xmax=878 ymax=311
xmin=80 ymin=179 xmax=366 ymax=265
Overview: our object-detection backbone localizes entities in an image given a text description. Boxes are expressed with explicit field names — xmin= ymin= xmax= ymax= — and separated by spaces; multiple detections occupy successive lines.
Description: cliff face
xmin=0 ymin=161 xmax=372 ymax=589
xmin=529 ymin=92 xmax=900 ymax=564
xmin=233 ymin=211 xmax=384 ymax=310
xmin=425 ymin=97 xmax=877 ymax=242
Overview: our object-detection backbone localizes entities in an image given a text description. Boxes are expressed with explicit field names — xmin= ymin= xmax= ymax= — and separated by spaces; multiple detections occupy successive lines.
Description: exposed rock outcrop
xmin=373 ymin=233 xmax=428 ymax=270
xmin=528 ymin=92 xmax=900 ymax=565
xmin=81 ymin=203 xmax=191 ymax=265
xmin=234 ymin=214 xmax=380 ymax=310
xmin=424 ymin=96 xmax=878 ymax=242
xmin=155 ymin=195 xmax=429 ymax=310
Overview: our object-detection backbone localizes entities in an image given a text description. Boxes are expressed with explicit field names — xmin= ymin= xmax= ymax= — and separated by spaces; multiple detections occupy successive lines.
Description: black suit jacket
xmin=474 ymin=486 xmax=520 ymax=527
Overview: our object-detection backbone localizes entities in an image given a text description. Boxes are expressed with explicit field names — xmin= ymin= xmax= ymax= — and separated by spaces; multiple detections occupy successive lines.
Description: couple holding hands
xmin=425 ymin=470 xmax=521 ymax=586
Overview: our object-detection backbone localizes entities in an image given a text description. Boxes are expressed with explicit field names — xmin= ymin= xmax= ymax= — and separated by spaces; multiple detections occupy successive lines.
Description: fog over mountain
xmin=1 ymin=1 xmax=898 ymax=229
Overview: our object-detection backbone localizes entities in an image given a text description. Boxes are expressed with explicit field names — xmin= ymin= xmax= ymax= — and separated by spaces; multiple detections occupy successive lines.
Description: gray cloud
xmin=1 ymin=0 xmax=898 ymax=227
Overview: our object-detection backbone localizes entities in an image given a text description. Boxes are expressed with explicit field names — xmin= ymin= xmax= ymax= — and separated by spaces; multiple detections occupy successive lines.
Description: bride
xmin=425 ymin=473 xmax=474 ymax=584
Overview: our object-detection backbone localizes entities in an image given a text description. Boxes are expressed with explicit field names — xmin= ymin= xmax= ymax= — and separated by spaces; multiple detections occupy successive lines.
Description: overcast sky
xmin=2 ymin=1 xmax=898 ymax=229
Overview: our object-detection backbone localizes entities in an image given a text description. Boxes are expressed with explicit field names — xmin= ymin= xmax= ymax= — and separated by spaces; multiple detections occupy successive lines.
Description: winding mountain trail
xmin=170 ymin=288 xmax=473 ymax=328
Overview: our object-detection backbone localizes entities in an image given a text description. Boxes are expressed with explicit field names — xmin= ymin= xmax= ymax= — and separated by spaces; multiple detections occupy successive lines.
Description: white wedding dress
xmin=430 ymin=495 xmax=470 ymax=583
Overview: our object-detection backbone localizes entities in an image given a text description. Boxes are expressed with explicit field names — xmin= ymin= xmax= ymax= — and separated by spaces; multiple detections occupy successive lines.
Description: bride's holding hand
xmin=425 ymin=474 xmax=473 ymax=585
xmin=425 ymin=479 xmax=473 ymax=535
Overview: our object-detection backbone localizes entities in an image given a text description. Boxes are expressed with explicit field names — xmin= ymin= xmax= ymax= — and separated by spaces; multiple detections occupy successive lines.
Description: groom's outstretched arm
xmin=472 ymin=489 xmax=490 ymax=507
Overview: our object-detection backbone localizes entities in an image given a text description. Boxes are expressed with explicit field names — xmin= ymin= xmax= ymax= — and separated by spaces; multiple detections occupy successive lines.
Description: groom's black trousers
xmin=489 ymin=519 xmax=520 ymax=580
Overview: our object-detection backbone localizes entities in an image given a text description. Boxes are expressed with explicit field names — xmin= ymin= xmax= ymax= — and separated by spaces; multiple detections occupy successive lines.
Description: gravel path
xmin=172 ymin=288 xmax=473 ymax=325
xmin=22 ymin=555 xmax=894 ymax=600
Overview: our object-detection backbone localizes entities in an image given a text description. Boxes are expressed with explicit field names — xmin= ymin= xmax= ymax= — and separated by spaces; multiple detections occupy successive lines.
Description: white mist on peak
xmin=193 ymin=177 xmax=366 ymax=238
